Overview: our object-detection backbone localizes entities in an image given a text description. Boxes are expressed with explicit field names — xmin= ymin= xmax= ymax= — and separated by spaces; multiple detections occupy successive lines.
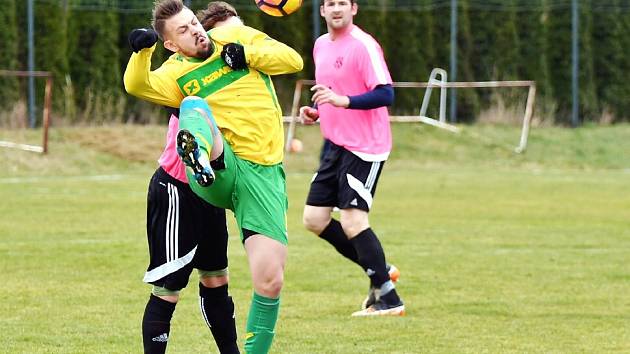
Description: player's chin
xmin=330 ymin=18 xmax=345 ymax=27
xmin=197 ymin=41 xmax=209 ymax=51
xmin=197 ymin=44 xmax=213 ymax=59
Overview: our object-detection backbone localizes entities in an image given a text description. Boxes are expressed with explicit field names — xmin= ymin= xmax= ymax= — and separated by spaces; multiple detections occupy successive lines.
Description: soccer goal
xmin=0 ymin=70 xmax=53 ymax=154
xmin=284 ymin=69 xmax=536 ymax=154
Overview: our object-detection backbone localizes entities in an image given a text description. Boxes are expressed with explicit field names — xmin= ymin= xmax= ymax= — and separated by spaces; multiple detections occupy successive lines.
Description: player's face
xmin=321 ymin=0 xmax=357 ymax=31
xmin=163 ymin=8 xmax=212 ymax=59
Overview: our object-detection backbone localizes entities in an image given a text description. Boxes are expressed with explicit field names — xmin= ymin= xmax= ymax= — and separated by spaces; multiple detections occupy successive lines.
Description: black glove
xmin=221 ymin=43 xmax=247 ymax=70
xmin=128 ymin=28 xmax=158 ymax=53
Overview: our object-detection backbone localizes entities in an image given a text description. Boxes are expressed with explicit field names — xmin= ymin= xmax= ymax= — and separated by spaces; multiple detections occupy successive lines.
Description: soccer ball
xmin=289 ymin=138 xmax=303 ymax=153
xmin=255 ymin=0 xmax=303 ymax=17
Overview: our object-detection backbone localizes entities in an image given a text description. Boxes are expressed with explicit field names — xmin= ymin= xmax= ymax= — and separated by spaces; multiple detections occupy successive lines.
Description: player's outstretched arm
xmin=123 ymin=28 xmax=183 ymax=108
xmin=233 ymin=27 xmax=303 ymax=75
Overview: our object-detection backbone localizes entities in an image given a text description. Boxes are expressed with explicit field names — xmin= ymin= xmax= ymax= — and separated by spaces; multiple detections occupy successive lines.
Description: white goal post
xmin=0 ymin=70 xmax=53 ymax=154
xmin=284 ymin=74 xmax=536 ymax=154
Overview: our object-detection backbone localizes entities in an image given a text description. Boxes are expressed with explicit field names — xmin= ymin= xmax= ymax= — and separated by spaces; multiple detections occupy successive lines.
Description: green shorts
xmin=187 ymin=139 xmax=288 ymax=245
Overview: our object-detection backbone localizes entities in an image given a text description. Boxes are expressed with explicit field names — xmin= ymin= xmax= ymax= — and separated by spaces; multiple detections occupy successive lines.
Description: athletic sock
xmin=244 ymin=292 xmax=280 ymax=354
xmin=318 ymin=219 xmax=360 ymax=264
xmin=199 ymin=283 xmax=239 ymax=354
xmin=179 ymin=101 xmax=217 ymax=154
xmin=379 ymin=284 xmax=402 ymax=306
xmin=142 ymin=294 xmax=176 ymax=354
xmin=350 ymin=228 xmax=390 ymax=288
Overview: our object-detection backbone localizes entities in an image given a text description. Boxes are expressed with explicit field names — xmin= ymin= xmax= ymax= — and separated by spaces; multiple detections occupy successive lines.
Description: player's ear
xmin=163 ymin=39 xmax=179 ymax=53
xmin=351 ymin=2 xmax=358 ymax=15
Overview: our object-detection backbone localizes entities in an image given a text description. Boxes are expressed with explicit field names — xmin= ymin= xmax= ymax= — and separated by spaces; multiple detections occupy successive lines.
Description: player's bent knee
xmin=152 ymin=285 xmax=180 ymax=303
xmin=199 ymin=274 xmax=229 ymax=288
xmin=181 ymin=96 xmax=210 ymax=114
xmin=254 ymin=273 xmax=284 ymax=298
xmin=303 ymin=212 xmax=330 ymax=235
xmin=181 ymin=95 xmax=203 ymax=103
xmin=340 ymin=220 xmax=369 ymax=239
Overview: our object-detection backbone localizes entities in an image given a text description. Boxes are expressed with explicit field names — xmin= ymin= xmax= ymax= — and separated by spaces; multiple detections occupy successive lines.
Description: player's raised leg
xmin=177 ymin=96 xmax=223 ymax=187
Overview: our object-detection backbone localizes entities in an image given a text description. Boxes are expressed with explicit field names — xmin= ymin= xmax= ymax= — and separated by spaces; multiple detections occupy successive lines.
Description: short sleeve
xmin=354 ymin=34 xmax=392 ymax=90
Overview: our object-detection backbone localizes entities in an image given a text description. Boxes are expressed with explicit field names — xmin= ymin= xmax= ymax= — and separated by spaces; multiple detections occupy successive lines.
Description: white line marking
xmin=0 ymin=174 xmax=131 ymax=184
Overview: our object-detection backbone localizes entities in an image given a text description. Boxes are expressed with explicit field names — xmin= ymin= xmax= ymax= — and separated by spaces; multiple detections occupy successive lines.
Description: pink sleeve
xmin=356 ymin=39 xmax=392 ymax=90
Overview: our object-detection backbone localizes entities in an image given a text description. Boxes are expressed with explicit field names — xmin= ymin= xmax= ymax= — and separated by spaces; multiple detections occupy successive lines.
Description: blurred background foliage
xmin=1 ymin=0 xmax=629 ymax=125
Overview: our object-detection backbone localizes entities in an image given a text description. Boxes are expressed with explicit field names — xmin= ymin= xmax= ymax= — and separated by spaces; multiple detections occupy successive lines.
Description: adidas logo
xmin=366 ymin=268 xmax=375 ymax=276
xmin=152 ymin=333 xmax=169 ymax=342
xmin=350 ymin=198 xmax=358 ymax=206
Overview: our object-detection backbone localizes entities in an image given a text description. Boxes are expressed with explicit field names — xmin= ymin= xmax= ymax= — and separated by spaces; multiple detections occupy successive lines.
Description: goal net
xmin=0 ymin=70 xmax=53 ymax=154
xmin=284 ymin=68 xmax=536 ymax=154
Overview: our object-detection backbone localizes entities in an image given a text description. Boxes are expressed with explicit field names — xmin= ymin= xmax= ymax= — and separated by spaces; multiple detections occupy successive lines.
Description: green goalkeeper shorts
xmin=187 ymin=139 xmax=288 ymax=245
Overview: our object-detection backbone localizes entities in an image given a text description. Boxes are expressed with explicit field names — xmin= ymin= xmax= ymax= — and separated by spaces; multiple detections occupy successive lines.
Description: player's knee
xmin=303 ymin=211 xmax=329 ymax=234
xmin=199 ymin=274 xmax=229 ymax=288
xmin=340 ymin=218 xmax=369 ymax=238
xmin=181 ymin=96 xmax=209 ymax=114
xmin=182 ymin=95 xmax=203 ymax=104
xmin=152 ymin=285 xmax=180 ymax=303
xmin=255 ymin=272 xmax=284 ymax=298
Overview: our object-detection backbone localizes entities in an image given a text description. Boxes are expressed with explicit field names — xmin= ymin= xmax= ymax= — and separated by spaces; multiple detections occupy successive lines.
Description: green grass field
xmin=1 ymin=123 xmax=629 ymax=353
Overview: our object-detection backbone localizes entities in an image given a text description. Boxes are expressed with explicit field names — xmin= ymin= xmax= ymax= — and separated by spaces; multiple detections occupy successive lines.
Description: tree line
xmin=0 ymin=0 xmax=628 ymax=125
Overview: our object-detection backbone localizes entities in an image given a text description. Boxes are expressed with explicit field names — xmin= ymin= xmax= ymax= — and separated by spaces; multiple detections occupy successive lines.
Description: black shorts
xmin=306 ymin=142 xmax=385 ymax=212
xmin=143 ymin=167 xmax=228 ymax=291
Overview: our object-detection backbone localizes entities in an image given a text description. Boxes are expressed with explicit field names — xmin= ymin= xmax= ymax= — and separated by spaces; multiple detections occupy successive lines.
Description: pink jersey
xmin=314 ymin=25 xmax=393 ymax=161
xmin=157 ymin=115 xmax=188 ymax=183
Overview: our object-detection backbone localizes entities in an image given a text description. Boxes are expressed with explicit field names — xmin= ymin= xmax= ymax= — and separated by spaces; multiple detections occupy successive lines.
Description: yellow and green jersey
xmin=124 ymin=24 xmax=304 ymax=165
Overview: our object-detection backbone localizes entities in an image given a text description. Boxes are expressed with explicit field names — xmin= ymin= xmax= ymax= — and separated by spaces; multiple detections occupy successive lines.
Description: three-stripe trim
xmin=166 ymin=183 xmax=180 ymax=262
xmin=346 ymin=161 xmax=381 ymax=209
xmin=143 ymin=182 xmax=195 ymax=283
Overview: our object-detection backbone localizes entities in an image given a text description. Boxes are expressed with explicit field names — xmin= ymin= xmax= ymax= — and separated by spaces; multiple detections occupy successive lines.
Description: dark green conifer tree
xmin=0 ymin=0 xmax=20 ymax=111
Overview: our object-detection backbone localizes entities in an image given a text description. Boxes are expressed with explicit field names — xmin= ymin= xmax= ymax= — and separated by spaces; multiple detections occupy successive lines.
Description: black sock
xmin=142 ymin=294 xmax=176 ymax=354
xmin=350 ymin=228 xmax=390 ymax=288
xmin=319 ymin=219 xmax=360 ymax=265
xmin=199 ymin=283 xmax=239 ymax=354
xmin=380 ymin=287 xmax=402 ymax=305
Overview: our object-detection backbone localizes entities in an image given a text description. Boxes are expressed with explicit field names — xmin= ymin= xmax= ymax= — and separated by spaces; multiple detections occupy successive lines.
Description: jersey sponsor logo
xmin=177 ymin=58 xmax=249 ymax=98
xmin=183 ymin=79 xmax=201 ymax=95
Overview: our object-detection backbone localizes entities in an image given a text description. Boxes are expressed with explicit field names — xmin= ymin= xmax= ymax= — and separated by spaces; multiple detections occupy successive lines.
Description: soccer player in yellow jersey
xmin=124 ymin=1 xmax=303 ymax=353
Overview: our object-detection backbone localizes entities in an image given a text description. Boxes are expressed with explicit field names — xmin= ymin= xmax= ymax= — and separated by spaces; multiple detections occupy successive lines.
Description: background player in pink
xmin=300 ymin=0 xmax=404 ymax=316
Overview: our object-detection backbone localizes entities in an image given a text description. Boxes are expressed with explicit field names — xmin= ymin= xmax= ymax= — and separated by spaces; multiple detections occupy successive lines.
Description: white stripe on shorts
xmin=166 ymin=183 xmax=180 ymax=262
xmin=365 ymin=162 xmax=380 ymax=192
xmin=346 ymin=173 xmax=373 ymax=209
xmin=166 ymin=184 xmax=172 ymax=261
xmin=143 ymin=246 xmax=197 ymax=283
xmin=173 ymin=184 xmax=180 ymax=260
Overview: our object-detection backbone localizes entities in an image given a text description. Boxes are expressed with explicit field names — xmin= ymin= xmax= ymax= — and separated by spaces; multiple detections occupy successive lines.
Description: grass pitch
xmin=1 ymin=124 xmax=629 ymax=353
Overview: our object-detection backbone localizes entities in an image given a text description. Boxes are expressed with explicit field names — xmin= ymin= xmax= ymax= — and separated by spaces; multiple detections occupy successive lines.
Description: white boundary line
xmin=0 ymin=174 xmax=128 ymax=184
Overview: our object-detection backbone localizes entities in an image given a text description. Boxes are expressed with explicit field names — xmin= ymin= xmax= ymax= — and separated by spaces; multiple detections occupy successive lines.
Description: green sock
xmin=244 ymin=292 xmax=280 ymax=354
xmin=179 ymin=106 xmax=215 ymax=154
